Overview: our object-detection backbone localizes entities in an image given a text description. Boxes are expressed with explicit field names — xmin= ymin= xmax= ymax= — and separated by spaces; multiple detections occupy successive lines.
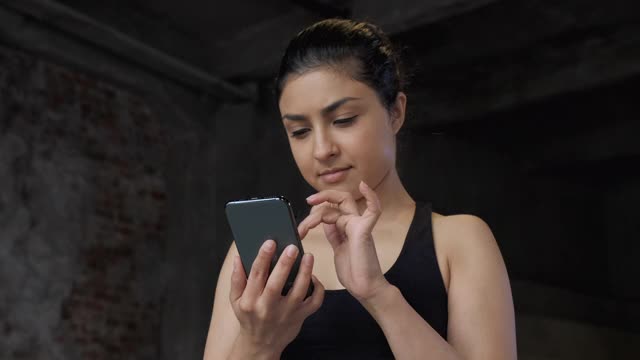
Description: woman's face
xmin=278 ymin=68 xmax=405 ymax=197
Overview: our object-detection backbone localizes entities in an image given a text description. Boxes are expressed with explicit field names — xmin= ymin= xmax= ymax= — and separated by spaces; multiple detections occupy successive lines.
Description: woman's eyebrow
xmin=282 ymin=113 xmax=307 ymax=121
xmin=282 ymin=97 xmax=360 ymax=121
xmin=321 ymin=97 xmax=360 ymax=115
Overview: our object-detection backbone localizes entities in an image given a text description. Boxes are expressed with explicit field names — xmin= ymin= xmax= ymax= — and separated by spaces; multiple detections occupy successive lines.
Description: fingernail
xmin=286 ymin=245 xmax=298 ymax=258
xmin=306 ymin=194 xmax=316 ymax=201
xmin=263 ymin=240 xmax=275 ymax=250
xmin=303 ymin=253 xmax=313 ymax=265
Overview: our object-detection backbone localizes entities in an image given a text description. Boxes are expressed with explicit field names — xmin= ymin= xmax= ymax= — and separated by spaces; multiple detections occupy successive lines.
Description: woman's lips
xmin=319 ymin=167 xmax=351 ymax=183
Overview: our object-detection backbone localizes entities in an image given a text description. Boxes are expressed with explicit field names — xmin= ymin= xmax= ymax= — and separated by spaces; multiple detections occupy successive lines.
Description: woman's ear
xmin=390 ymin=92 xmax=407 ymax=135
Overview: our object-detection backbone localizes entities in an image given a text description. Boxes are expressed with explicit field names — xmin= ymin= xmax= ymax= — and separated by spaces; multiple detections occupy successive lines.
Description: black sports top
xmin=281 ymin=202 xmax=448 ymax=359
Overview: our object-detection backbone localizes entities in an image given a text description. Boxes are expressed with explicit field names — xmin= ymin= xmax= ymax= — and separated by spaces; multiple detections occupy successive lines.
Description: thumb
xmin=322 ymin=223 xmax=344 ymax=251
xmin=359 ymin=181 xmax=382 ymax=224
xmin=229 ymin=255 xmax=247 ymax=303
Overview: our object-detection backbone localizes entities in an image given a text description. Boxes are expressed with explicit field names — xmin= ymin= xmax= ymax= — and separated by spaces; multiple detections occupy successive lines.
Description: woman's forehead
xmin=279 ymin=69 xmax=375 ymax=113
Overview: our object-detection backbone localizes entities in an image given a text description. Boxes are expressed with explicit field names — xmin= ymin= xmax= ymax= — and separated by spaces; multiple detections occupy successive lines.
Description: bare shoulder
xmin=432 ymin=213 xmax=497 ymax=250
xmin=431 ymin=212 xmax=503 ymax=280
xmin=431 ymin=212 xmax=497 ymax=292
xmin=433 ymin=212 xmax=493 ymax=234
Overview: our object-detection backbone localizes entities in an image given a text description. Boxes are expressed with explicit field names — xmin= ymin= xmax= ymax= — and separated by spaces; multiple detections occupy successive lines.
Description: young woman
xmin=204 ymin=19 xmax=517 ymax=359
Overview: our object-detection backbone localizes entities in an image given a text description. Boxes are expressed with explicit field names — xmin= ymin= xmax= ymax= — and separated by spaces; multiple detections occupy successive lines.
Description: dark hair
xmin=275 ymin=18 xmax=406 ymax=110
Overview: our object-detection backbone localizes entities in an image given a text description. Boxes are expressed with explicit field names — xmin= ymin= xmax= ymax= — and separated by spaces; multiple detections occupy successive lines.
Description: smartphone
xmin=225 ymin=196 xmax=314 ymax=297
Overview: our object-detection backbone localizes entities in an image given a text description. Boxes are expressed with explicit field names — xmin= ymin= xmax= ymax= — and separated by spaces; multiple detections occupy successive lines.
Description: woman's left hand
xmin=297 ymin=181 xmax=390 ymax=302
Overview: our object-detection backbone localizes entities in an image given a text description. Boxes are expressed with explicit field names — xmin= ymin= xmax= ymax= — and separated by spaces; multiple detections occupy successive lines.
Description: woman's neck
xmin=356 ymin=167 xmax=414 ymax=221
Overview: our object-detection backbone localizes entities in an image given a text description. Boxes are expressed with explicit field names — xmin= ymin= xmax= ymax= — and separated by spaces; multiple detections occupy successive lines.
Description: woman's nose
xmin=313 ymin=131 xmax=338 ymax=161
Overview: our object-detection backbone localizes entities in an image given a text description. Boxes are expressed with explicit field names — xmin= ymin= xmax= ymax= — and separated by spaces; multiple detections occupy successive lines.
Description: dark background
xmin=1 ymin=0 xmax=639 ymax=359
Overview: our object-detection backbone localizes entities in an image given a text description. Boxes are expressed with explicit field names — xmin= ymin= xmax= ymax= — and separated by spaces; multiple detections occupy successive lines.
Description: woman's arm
xmin=203 ymin=242 xmax=243 ymax=360
xmin=362 ymin=214 xmax=517 ymax=360
xmin=203 ymin=243 xmax=282 ymax=360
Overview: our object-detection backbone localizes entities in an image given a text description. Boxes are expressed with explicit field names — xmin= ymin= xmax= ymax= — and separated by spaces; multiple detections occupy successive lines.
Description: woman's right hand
xmin=229 ymin=239 xmax=324 ymax=357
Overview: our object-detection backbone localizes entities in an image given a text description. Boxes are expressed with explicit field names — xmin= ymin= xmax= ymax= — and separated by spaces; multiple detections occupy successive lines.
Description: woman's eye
xmin=334 ymin=116 xmax=357 ymax=125
xmin=291 ymin=128 xmax=310 ymax=138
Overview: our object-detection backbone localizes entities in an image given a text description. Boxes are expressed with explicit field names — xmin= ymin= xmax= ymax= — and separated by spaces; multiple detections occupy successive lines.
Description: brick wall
xmin=0 ymin=44 xmax=169 ymax=359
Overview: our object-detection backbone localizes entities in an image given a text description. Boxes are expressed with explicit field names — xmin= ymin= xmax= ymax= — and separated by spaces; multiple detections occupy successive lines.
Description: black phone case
xmin=225 ymin=197 xmax=314 ymax=297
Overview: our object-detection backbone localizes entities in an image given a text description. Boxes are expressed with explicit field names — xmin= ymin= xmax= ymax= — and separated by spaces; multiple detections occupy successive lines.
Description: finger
xmin=307 ymin=190 xmax=358 ymax=215
xmin=244 ymin=239 xmax=276 ymax=301
xmin=299 ymin=202 xmax=332 ymax=238
xmin=287 ymin=253 xmax=314 ymax=303
xmin=322 ymin=223 xmax=345 ymax=250
xmin=359 ymin=181 xmax=382 ymax=223
xmin=309 ymin=201 xmax=330 ymax=214
xmin=297 ymin=222 xmax=309 ymax=241
xmin=307 ymin=201 xmax=335 ymax=220
xmin=301 ymin=275 xmax=325 ymax=316
xmin=298 ymin=207 xmax=340 ymax=239
xmin=298 ymin=211 xmax=317 ymax=240
xmin=298 ymin=206 xmax=341 ymax=239
xmin=307 ymin=190 xmax=358 ymax=214
xmin=263 ymin=244 xmax=299 ymax=299
xmin=229 ymin=255 xmax=247 ymax=303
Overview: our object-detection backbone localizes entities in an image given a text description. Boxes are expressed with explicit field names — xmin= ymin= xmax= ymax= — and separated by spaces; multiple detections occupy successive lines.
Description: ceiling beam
xmin=1 ymin=0 xmax=253 ymax=102
xmin=208 ymin=0 xmax=499 ymax=78
xmin=406 ymin=21 xmax=640 ymax=128
xmin=47 ymin=0 xmax=210 ymax=72
xmin=400 ymin=0 xmax=640 ymax=69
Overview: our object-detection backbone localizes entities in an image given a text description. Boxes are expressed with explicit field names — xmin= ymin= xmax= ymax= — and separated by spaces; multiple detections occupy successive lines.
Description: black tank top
xmin=282 ymin=202 xmax=448 ymax=359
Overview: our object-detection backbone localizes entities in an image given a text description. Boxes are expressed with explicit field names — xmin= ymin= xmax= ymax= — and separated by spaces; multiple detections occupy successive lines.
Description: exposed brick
xmin=0 ymin=44 xmax=167 ymax=359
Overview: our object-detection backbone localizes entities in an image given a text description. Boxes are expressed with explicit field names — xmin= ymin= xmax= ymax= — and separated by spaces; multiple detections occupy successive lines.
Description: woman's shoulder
xmin=431 ymin=211 xmax=498 ymax=265
xmin=428 ymin=210 xmax=502 ymax=297
xmin=432 ymin=211 xmax=492 ymax=234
